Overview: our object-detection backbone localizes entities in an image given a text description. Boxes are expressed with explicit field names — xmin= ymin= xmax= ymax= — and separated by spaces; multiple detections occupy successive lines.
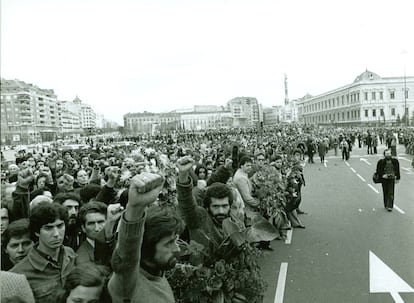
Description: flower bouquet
xmin=250 ymin=165 xmax=289 ymax=233
xmin=166 ymin=215 xmax=278 ymax=303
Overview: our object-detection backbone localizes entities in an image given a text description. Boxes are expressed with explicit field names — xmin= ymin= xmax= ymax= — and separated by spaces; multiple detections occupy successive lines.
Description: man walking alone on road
xmin=375 ymin=149 xmax=401 ymax=211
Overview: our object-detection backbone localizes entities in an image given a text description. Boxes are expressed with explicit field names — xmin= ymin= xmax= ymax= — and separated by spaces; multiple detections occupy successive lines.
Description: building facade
xmin=226 ymin=97 xmax=262 ymax=128
xmin=181 ymin=111 xmax=232 ymax=131
xmin=1 ymin=79 xmax=60 ymax=144
xmin=59 ymin=100 xmax=81 ymax=134
xmin=297 ymin=70 xmax=414 ymax=126
xmin=263 ymin=106 xmax=282 ymax=125
xmin=1 ymin=79 xmax=113 ymax=144
xmin=123 ymin=99 xmax=264 ymax=134
xmin=124 ymin=112 xmax=181 ymax=134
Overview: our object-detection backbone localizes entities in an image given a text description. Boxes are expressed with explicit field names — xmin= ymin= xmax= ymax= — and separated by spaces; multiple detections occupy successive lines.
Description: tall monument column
xmin=284 ymin=73 xmax=289 ymax=106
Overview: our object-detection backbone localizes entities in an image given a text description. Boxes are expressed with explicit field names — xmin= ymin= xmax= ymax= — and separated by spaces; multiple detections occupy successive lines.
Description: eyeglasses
xmin=257 ymin=158 xmax=265 ymax=161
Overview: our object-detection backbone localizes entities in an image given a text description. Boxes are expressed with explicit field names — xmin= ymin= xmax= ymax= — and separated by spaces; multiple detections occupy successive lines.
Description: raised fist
xmin=128 ymin=172 xmax=165 ymax=208
xmin=107 ymin=203 xmax=124 ymax=223
xmin=18 ymin=168 xmax=34 ymax=188
xmin=176 ymin=156 xmax=194 ymax=174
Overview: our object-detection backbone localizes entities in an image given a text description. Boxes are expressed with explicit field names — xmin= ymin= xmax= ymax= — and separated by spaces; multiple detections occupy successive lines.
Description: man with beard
xmin=53 ymin=192 xmax=84 ymax=250
xmin=1 ymin=219 xmax=34 ymax=270
xmin=176 ymin=156 xmax=238 ymax=260
xmin=109 ymin=172 xmax=183 ymax=303
xmin=375 ymin=149 xmax=401 ymax=211
xmin=51 ymin=159 xmax=65 ymax=180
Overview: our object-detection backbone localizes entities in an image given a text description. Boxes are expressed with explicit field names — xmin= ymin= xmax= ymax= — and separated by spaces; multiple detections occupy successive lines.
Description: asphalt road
xmin=260 ymin=144 xmax=414 ymax=303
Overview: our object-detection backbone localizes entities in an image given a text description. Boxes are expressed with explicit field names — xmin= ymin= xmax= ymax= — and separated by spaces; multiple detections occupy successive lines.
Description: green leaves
xmin=222 ymin=215 xmax=279 ymax=245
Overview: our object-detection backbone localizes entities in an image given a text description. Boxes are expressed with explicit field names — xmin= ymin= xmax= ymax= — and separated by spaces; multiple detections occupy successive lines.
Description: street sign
xmin=369 ymin=251 xmax=414 ymax=302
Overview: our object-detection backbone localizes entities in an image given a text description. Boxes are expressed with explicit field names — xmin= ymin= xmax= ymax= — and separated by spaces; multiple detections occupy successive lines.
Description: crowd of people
xmin=1 ymin=124 xmax=413 ymax=302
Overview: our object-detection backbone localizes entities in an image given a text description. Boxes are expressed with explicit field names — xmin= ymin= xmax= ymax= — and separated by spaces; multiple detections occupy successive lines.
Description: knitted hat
xmin=79 ymin=183 xmax=102 ymax=204
xmin=206 ymin=166 xmax=231 ymax=186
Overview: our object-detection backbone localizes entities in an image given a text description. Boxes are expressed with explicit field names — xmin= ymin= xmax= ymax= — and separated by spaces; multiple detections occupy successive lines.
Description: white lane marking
xmin=369 ymin=251 xmax=414 ymax=302
xmin=345 ymin=162 xmax=350 ymax=167
xmin=357 ymin=174 xmax=366 ymax=182
xmin=350 ymin=167 xmax=357 ymax=173
xmin=394 ymin=205 xmax=405 ymax=214
xmin=285 ymin=229 xmax=293 ymax=244
xmin=368 ymin=184 xmax=380 ymax=194
xmin=360 ymin=158 xmax=372 ymax=166
xmin=274 ymin=263 xmax=288 ymax=303
xmin=390 ymin=292 xmax=405 ymax=303
xmin=324 ymin=161 xmax=327 ymax=167
xmin=401 ymin=167 xmax=411 ymax=171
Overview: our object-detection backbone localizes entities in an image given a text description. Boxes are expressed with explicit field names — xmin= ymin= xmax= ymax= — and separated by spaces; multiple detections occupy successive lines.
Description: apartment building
xmin=1 ymin=79 xmax=60 ymax=144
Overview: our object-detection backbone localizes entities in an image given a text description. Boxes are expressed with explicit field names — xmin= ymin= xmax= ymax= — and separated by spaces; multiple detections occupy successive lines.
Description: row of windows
xmin=128 ymin=118 xmax=179 ymax=123
xmin=304 ymin=108 xmax=397 ymax=123
xmin=304 ymin=89 xmax=408 ymax=113
xmin=1 ymin=95 xmax=57 ymax=101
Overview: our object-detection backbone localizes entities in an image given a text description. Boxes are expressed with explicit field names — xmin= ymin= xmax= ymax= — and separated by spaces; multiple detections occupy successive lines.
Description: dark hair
xmin=194 ymin=165 xmax=207 ymax=177
xmin=2 ymin=219 xmax=31 ymax=247
xmin=78 ymin=201 xmax=107 ymax=226
xmin=35 ymin=173 xmax=48 ymax=186
xmin=57 ymin=264 xmax=108 ymax=303
xmin=140 ymin=206 xmax=184 ymax=260
xmin=203 ymin=182 xmax=233 ymax=208
xmin=79 ymin=184 xmax=102 ymax=204
xmin=205 ymin=160 xmax=213 ymax=167
xmin=206 ymin=166 xmax=231 ymax=187
xmin=53 ymin=192 xmax=81 ymax=205
xmin=239 ymin=156 xmax=252 ymax=167
xmin=29 ymin=202 xmax=68 ymax=241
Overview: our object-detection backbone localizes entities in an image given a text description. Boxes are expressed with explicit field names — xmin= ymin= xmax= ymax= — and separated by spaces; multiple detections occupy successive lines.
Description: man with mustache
xmin=109 ymin=172 xmax=184 ymax=303
xmin=10 ymin=203 xmax=76 ymax=302
xmin=176 ymin=156 xmax=236 ymax=261
xmin=53 ymin=192 xmax=84 ymax=250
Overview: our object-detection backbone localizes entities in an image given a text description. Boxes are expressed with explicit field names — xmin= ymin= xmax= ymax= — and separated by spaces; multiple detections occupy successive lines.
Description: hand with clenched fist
xmin=125 ymin=172 xmax=164 ymax=221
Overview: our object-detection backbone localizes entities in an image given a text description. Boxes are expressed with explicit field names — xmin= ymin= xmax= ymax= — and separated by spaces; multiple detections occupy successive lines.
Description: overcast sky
xmin=2 ymin=0 xmax=414 ymax=124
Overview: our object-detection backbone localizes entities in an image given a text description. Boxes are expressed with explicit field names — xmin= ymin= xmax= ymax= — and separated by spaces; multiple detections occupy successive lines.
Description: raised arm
xmin=176 ymin=156 xmax=208 ymax=229
xmin=109 ymin=172 xmax=164 ymax=299
xmin=11 ymin=168 xmax=33 ymax=221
